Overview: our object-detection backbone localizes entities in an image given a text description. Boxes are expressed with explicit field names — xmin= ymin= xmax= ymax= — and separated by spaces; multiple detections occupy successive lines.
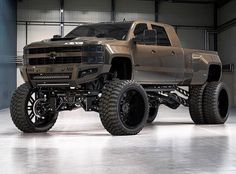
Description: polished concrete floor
xmin=0 ymin=106 xmax=236 ymax=174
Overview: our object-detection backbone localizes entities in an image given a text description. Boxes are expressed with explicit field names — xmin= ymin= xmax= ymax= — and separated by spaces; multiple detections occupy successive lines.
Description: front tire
xmin=10 ymin=83 xmax=58 ymax=133
xmin=147 ymin=105 xmax=159 ymax=123
xmin=99 ymin=80 xmax=149 ymax=135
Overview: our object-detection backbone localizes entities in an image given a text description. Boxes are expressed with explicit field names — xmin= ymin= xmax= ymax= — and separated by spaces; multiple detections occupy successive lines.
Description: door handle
xmin=171 ymin=51 xmax=176 ymax=56
xmin=151 ymin=50 xmax=156 ymax=54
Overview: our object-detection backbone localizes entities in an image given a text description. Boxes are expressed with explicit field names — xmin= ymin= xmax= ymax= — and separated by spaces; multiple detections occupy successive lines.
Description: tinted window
xmin=65 ymin=22 xmax=132 ymax=40
xmin=134 ymin=23 xmax=148 ymax=38
xmin=151 ymin=25 xmax=171 ymax=46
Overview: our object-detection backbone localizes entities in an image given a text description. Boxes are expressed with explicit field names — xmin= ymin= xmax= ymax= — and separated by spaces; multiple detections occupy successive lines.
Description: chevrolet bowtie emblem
xmin=49 ymin=52 xmax=57 ymax=60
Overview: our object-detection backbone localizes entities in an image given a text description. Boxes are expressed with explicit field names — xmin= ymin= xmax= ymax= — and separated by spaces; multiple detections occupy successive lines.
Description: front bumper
xmin=21 ymin=63 xmax=111 ymax=87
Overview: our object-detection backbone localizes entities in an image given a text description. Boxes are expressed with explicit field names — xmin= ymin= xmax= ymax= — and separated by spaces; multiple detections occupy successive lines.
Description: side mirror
xmin=143 ymin=29 xmax=157 ymax=45
xmin=53 ymin=35 xmax=61 ymax=39
xmin=132 ymin=35 xmax=143 ymax=44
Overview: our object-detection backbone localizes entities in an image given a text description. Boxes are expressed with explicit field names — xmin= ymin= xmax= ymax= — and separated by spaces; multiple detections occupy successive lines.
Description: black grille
xmin=27 ymin=46 xmax=82 ymax=54
xmin=29 ymin=57 xmax=81 ymax=65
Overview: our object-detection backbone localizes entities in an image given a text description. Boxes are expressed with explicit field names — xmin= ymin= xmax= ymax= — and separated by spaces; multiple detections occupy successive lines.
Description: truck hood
xmin=25 ymin=37 xmax=123 ymax=49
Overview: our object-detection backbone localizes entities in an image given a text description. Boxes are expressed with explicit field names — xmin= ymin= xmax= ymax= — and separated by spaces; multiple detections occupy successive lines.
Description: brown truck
xmin=10 ymin=20 xmax=230 ymax=135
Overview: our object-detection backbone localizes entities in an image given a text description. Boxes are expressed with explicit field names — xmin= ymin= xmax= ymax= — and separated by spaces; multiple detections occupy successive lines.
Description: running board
xmin=143 ymin=85 xmax=175 ymax=92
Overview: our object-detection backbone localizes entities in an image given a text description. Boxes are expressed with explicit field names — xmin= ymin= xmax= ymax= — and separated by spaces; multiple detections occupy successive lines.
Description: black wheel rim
xmin=26 ymin=90 xmax=56 ymax=128
xmin=119 ymin=89 xmax=145 ymax=129
xmin=218 ymin=89 xmax=229 ymax=119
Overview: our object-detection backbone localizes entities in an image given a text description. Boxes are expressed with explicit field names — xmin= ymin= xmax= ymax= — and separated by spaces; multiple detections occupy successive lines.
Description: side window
xmin=134 ymin=23 xmax=148 ymax=38
xmin=151 ymin=25 xmax=171 ymax=46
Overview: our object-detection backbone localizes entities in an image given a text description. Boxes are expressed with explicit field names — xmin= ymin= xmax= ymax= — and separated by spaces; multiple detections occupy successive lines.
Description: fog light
xmin=78 ymin=68 xmax=98 ymax=78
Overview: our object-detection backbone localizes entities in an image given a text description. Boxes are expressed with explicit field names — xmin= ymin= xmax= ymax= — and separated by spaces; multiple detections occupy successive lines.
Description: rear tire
xmin=99 ymin=80 xmax=149 ymax=135
xmin=189 ymin=84 xmax=207 ymax=124
xmin=10 ymin=83 xmax=58 ymax=133
xmin=203 ymin=82 xmax=229 ymax=124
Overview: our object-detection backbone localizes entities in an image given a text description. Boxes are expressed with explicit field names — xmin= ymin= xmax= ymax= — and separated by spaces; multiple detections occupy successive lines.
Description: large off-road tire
xmin=10 ymin=83 xmax=58 ymax=133
xmin=189 ymin=84 xmax=207 ymax=124
xmin=147 ymin=104 xmax=159 ymax=123
xmin=99 ymin=80 xmax=149 ymax=135
xmin=203 ymin=82 xmax=229 ymax=124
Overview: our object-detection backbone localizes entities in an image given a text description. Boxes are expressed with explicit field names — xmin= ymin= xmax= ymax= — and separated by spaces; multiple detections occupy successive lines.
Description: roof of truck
xmin=80 ymin=20 xmax=173 ymax=28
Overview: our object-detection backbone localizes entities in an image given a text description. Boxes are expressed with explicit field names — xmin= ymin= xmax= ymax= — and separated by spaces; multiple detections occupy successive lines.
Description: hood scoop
xmin=51 ymin=36 xmax=74 ymax=41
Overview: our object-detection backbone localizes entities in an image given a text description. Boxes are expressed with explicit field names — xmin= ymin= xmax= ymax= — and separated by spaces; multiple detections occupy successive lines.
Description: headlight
xmin=86 ymin=56 xmax=104 ymax=64
xmin=83 ymin=45 xmax=104 ymax=64
xmin=83 ymin=45 xmax=104 ymax=52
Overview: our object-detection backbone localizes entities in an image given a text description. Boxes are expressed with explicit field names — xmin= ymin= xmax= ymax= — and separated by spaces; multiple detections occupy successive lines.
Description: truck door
xmin=132 ymin=23 xmax=184 ymax=84
xmin=150 ymin=24 xmax=185 ymax=83
xmin=132 ymin=23 xmax=160 ymax=83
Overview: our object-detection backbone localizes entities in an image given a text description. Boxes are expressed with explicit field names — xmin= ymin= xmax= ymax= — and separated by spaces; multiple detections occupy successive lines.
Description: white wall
xmin=116 ymin=0 xmax=155 ymax=21
xmin=28 ymin=26 xmax=60 ymax=43
xmin=158 ymin=2 xmax=214 ymax=26
xmin=64 ymin=0 xmax=111 ymax=22
xmin=217 ymin=1 xmax=236 ymax=105
xmin=17 ymin=25 xmax=26 ymax=56
xmin=218 ymin=27 xmax=236 ymax=65
xmin=218 ymin=0 xmax=236 ymax=26
xmin=17 ymin=0 xmax=59 ymax=22
xmin=159 ymin=2 xmax=214 ymax=50
xmin=177 ymin=28 xmax=206 ymax=50
xmin=64 ymin=26 xmax=77 ymax=35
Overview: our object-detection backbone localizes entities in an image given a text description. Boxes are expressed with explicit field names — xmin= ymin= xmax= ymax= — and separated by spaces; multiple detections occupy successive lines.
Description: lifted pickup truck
xmin=11 ymin=20 xmax=230 ymax=135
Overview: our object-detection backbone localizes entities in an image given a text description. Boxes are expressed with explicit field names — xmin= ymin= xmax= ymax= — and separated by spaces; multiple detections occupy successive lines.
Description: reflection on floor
xmin=0 ymin=106 xmax=236 ymax=174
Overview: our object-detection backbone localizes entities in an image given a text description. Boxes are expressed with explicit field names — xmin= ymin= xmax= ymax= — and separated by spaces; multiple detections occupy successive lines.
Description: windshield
xmin=65 ymin=22 xmax=132 ymax=40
